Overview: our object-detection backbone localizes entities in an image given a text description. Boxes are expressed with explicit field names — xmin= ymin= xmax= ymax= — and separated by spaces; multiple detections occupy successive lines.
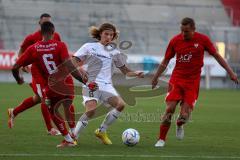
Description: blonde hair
xmin=89 ymin=23 xmax=119 ymax=41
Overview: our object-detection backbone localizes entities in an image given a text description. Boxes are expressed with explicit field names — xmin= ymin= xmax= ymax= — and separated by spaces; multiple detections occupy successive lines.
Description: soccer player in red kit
xmin=7 ymin=13 xmax=75 ymax=135
xmin=11 ymin=21 xmax=88 ymax=147
xmin=152 ymin=17 xmax=239 ymax=147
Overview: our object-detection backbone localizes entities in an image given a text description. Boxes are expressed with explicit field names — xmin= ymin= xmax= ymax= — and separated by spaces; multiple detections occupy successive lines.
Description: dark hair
xmin=89 ymin=23 xmax=119 ymax=40
xmin=181 ymin=17 xmax=195 ymax=28
xmin=40 ymin=13 xmax=51 ymax=19
xmin=41 ymin=21 xmax=55 ymax=35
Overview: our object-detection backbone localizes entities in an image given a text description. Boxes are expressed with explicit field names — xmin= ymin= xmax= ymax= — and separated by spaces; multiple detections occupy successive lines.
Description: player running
xmin=152 ymin=17 xmax=239 ymax=147
xmin=7 ymin=13 xmax=75 ymax=135
xmin=72 ymin=23 xmax=144 ymax=145
xmin=11 ymin=21 xmax=89 ymax=148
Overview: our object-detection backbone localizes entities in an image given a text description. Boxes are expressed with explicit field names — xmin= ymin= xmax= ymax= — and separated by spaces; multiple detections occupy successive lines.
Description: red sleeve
xmin=203 ymin=35 xmax=217 ymax=56
xmin=54 ymin=32 xmax=61 ymax=42
xmin=16 ymin=46 xmax=36 ymax=67
xmin=60 ymin=42 xmax=70 ymax=61
xmin=164 ymin=38 xmax=176 ymax=60
xmin=20 ymin=34 xmax=35 ymax=52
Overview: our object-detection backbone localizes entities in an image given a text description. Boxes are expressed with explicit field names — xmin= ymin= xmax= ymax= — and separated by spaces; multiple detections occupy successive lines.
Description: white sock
xmin=64 ymin=133 xmax=73 ymax=142
xmin=73 ymin=113 xmax=89 ymax=139
xmin=70 ymin=128 xmax=75 ymax=134
xmin=99 ymin=108 xmax=121 ymax=132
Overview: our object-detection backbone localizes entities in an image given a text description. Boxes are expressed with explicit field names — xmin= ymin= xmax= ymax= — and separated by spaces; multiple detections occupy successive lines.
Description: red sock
xmin=41 ymin=103 xmax=53 ymax=131
xmin=159 ymin=124 xmax=170 ymax=141
xmin=68 ymin=104 xmax=75 ymax=129
xmin=13 ymin=97 xmax=38 ymax=117
xmin=51 ymin=113 xmax=68 ymax=136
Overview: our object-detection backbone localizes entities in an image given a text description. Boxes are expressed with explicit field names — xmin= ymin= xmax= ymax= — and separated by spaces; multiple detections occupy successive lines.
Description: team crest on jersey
xmin=194 ymin=43 xmax=199 ymax=48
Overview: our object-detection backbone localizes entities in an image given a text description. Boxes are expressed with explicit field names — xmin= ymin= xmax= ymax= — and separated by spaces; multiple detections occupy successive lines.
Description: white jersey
xmin=74 ymin=42 xmax=125 ymax=84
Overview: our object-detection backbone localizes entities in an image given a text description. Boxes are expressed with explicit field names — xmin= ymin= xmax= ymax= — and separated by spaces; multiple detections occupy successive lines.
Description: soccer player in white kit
xmin=72 ymin=23 xmax=144 ymax=145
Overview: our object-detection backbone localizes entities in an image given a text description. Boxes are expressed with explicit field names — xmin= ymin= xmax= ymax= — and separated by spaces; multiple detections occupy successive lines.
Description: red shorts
xmin=29 ymin=78 xmax=45 ymax=97
xmin=47 ymin=76 xmax=74 ymax=100
xmin=30 ymin=66 xmax=46 ymax=97
xmin=43 ymin=85 xmax=74 ymax=100
xmin=30 ymin=77 xmax=74 ymax=100
xmin=165 ymin=78 xmax=200 ymax=108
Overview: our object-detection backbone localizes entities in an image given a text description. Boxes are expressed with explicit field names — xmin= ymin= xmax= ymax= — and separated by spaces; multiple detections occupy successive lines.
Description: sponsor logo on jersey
xmin=178 ymin=53 xmax=192 ymax=63
xmin=90 ymin=49 xmax=111 ymax=59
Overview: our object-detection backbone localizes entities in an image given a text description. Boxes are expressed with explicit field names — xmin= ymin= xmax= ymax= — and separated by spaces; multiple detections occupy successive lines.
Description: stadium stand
xmin=0 ymin=0 xmax=239 ymax=88
xmin=0 ymin=0 xmax=234 ymax=53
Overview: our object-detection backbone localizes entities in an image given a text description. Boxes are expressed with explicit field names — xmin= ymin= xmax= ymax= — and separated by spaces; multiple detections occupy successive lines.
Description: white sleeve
xmin=113 ymin=52 xmax=126 ymax=68
xmin=73 ymin=44 xmax=89 ymax=61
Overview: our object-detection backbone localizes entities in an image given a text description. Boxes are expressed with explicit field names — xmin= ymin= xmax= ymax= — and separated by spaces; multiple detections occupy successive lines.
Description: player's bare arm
xmin=212 ymin=52 xmax=239 ymax=84
xmin=151 ymin=57 xmax=170 ymax=89
xmin=18 ymin=48 xmax=24 ymax=57
xmin=65 ymin=57 xmax=88 ymax=84
xmin=119 ymin=65 xmax=144 ymax=78
xmin=11 ymin=64 xmax=24 ymax=85
xmin=18 ymin=48 xmax=30 ymax=73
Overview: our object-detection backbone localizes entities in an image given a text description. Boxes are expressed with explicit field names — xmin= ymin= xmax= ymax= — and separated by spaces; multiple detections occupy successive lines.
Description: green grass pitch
xmin=0 ymin=83 xmax=240 ymax=160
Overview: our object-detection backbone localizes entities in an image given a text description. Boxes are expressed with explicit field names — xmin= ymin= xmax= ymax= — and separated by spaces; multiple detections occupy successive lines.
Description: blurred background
xmin=0 ymin=0 xmax=239 ymax=88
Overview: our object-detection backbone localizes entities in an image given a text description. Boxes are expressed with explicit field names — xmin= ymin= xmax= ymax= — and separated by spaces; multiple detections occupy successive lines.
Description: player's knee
xmin=167 ymin=107 xmax=175 ymax=114
xmin=116 ymin=102 xmax=125 ymax=112
xmin=86 ymin=109 xmax=96 ymax=118
xmin=162 ymin=118 xmax=171 ymax=125
xmin=162 ymin=112 xmax=173 ymax=124
xmin=162 ymin=108 xmax=175 ymax=124
xmin=33 ymin=95 xmax=41 ymax=103
xmin=166 ymin=102 xmax=177 ymax=114
xmin=85 ymin=100 xmax=97 ymax=117
xmin=180 ymin=109 xmax=191 ymax=120
xmin=164 ymin=106 xmax=175 ymax=121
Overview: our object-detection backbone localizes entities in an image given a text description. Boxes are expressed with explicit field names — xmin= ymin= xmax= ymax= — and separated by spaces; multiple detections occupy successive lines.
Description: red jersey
xmin=20 ymin=30 xmax=61 ymax=83
xmin=17 ymin=40 xmax=73 ymax=88
xmin=165 ymin=32 xmax=217 ymax=80
xmin=20 ymin=30 xmax=61 ymax=52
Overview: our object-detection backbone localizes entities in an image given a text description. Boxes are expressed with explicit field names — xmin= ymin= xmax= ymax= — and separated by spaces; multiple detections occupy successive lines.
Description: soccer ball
xmin=122 ymin=128 xmax=140 ymax=146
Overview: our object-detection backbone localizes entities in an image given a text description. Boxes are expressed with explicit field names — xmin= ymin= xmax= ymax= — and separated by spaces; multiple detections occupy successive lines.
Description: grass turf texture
xmin=0 ymin=83 xmax=240 ymax=160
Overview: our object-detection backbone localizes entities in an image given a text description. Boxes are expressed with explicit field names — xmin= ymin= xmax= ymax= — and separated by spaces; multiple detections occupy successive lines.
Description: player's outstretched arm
xmin=151 ymin=58 xmax=170 ymax=89
xmin=11 ymin=64 xmax=24 ymax=85
xmin=65 ymin=57 xmax=88 ymax=84
xmin=119 ymin=65 xmax=144 ymax=78
xmin=212 ymin=52 xmax=239 ymax=84
xmin=17 ymin=48 xmax=30 ymax=73
xmin=65 ymin=57 xmax=98 ymax=91
xmin=18 ymin=48 xmax=24 ymax=57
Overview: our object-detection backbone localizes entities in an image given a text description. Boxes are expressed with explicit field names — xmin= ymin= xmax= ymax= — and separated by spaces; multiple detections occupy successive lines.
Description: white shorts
xmin=82 ymin=83 xmax=119 ymax=105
